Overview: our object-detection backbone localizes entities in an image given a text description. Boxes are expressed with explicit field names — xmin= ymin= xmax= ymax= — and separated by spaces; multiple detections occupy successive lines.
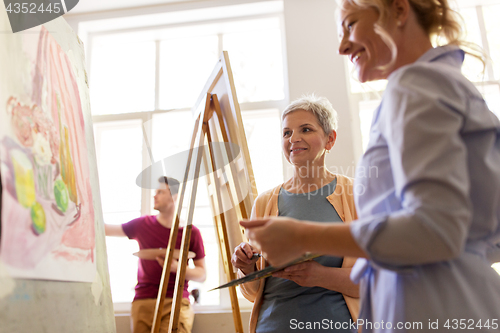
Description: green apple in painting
xmin=31 ymin=202 xmax=46 ymax=235
xmin=54 ymin=178 xmax=69 ymax=213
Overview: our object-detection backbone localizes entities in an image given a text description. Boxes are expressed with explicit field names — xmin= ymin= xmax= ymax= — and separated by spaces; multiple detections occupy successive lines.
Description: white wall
xmin=283 ymin=0 xmax=362 ymax=179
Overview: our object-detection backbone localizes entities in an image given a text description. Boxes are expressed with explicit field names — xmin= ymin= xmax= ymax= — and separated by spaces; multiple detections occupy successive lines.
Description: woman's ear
xmin=326 ymin=130 xmax=337 ymax=150
xmin=392 ymin=0 xmax=410 ymax=26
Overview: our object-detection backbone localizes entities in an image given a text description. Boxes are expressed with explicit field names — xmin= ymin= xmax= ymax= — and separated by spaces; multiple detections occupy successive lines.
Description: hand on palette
xmin=156 ymin=255 xmax=179 ymax=273
xmin=231 ymin=242 xmax=260 ymax=275
xmin=272 ymin=260 xmax=324 ymax=287
xmin=240 ymin=217 xmax=305 ymax=267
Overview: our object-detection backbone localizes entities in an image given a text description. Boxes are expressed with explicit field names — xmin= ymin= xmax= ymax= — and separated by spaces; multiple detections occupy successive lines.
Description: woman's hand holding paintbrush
xmin=240 ymin=217 xmax=307 ymax=267
xmin=231 ymin=242 xmax=262 ymax=275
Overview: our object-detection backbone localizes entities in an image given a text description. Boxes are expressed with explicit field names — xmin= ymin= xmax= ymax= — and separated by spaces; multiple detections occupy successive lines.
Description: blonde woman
xmin=232 ymin=95 xmax=359 ymax=332
xmin=243 ymin=0 xmax=500 ymax=332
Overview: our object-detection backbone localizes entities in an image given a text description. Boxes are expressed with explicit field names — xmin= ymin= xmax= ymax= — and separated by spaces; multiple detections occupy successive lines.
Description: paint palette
xmin=133 ymin=248 xmax=196 ymax=261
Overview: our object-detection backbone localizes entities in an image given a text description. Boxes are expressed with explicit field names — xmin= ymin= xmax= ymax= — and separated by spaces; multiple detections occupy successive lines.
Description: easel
xmin=151 ymin=52 xmax=258 ymax=333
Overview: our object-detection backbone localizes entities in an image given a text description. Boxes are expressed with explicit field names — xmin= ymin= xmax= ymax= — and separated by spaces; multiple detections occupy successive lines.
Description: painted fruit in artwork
xmin=11 ymin=149 xmax=36 ymax=208
xmin=54 ymin=178 xmax=69 ymax=212
xmin=31 ymin=201 xmax=46 ymax=235
xmin=59 ymin=124 xmax=78 ymax=204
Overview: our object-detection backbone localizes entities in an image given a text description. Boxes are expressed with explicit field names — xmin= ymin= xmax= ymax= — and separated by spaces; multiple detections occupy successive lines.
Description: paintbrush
xmin=251 ymin=253 xmax=262 ymax=259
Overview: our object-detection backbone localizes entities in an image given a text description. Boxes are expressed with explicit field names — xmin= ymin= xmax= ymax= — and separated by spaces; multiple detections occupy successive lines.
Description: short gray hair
xmin=281 ymin=94 xmax=338 ymax=134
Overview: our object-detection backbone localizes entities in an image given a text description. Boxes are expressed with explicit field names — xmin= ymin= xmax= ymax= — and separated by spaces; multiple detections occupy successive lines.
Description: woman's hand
xmin=231 ymin=242 xmax=259 ymax=275
xmin=272 ymin=260 xmax=324 ymax=287
xmin=274 ymin=262 xmax=360 ymax=296
xmin=240 ymin=217 xmax=306 ymax=267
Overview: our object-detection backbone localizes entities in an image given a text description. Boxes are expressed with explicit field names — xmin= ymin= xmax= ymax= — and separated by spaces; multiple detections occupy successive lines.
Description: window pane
xmin=459 ymin=7 xmax=485 ymax=82
xmin=151 ymin=112 xmax=220 ymax=306
xmin=223 ymin=19 xmax=285 ymax=103
xmin=241 ymin=109 xmax=283 ymax=194
xmin=482 ymin=4 xmax=500 ymax=80
xmin=105 ymin=214 xmax=140 ymax=303
xmin=493 ymin=263 xmax=500 ymax=275
xmin=150 ymin=111 xmax=212 ymax=209
xmin=90 ymin=40 xmax=155 ymax=115
xmin=151 ymin=110 xmax=194 ymax=163
xmin=190 ymin=204 xmax=219 ymax=306
xmin=477 ymin=83 xmax=500 ymax=119
xmin=159 ymin=36 xmax=219 ymax=110
xmin=358 ymin=100 xmax=381 ymax=152
xmin=95 ymin=121 xmax=143 ymax=212
xmin=94 ymin=120 xmax=143 ymax=302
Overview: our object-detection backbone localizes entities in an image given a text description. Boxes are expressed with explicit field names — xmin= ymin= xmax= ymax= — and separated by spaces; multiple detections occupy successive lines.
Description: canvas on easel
xmin=151 ymin=51 xmax=258 ymax=333
xmin=0 ymin=9 xmax=115 ymax=332
xmin=0 ymin=23 xmax=96 ymax=284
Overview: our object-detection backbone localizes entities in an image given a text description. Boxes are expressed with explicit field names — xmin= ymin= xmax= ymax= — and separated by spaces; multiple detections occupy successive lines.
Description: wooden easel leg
xmin=211 ymin=94 xmax=251 ymax=221
xmin=205 ymin=103 xmax=244 ymax=333
xmin=168 ymin=224 xmax=193 ymax=333
xmin=154 ymin=91 xmax=247 ymax=333
xmin=212 ymin=213 xmax=245 ymax=333
xmin=151 ymin=94 xmax=210 ymax=333
xmin=168 ymin=94 xmax=212 ymax=333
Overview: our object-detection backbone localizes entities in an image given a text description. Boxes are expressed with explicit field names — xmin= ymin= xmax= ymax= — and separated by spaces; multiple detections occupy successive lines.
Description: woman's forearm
xmin=300 ymin=222 xmax=368 ymax=259
xmin=242 ymin=218 xmax=368 ymax=267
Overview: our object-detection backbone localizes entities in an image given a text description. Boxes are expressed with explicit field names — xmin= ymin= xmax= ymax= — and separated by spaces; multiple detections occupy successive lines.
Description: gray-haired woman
xmin=242 ymin=1 xmax=500 ymax=332
xmin=231 ymin=95 xmax=360 ymax=333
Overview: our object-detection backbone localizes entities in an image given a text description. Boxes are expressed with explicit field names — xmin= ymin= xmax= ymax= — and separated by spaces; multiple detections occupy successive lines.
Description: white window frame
xmin=87 ymin=8 xmax=289 ymax=313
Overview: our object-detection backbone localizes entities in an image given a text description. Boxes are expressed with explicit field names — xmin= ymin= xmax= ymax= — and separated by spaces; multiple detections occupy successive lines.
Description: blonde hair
xmin=338 ymin=0 xmax=486 ymax=70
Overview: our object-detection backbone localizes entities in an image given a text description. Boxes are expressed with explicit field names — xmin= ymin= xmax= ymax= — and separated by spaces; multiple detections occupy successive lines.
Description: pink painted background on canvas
xmin=0 ymin=26 xmax=95 ymax=279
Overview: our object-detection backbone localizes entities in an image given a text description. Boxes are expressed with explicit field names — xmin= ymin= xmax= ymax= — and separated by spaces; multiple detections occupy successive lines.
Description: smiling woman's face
xmin=282 ymin=109 xmax=334 ymax=167
xmin=337 ymin=1 xmax=395 ymax=82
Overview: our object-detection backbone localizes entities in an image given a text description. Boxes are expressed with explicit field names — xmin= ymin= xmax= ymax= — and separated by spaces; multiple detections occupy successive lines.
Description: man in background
xmin=105 ymin=177 xmax=206 ymax=333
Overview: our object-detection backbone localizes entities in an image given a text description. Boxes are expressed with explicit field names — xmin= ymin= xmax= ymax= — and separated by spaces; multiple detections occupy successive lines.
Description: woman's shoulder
xmin=254 ymin=183 xmax=282 ymax=203
xmin=381 ymin=61 xmax=475 ymax=124
xmin=251 ymin=183 xmax=283 ymax=217
xmin=386 ymin=57 xmax=475 ymax=103
xmin=335 ymin=173 xmax=354 ymax=185
xmin=332 ymin=174 xmax=355 ymax=199
xmin=335 ymin=174 xmax=355 ymax=192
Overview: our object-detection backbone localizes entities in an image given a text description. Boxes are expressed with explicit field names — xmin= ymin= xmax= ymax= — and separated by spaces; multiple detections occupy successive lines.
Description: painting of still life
xmin=0 ymin=23 xmax=96 ymax=282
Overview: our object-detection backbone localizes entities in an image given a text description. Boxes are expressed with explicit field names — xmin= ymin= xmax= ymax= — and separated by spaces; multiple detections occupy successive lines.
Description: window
xmin=90 ymin=41 xmax=156 ymax=115
xmin=158 ymin=36 xmax=219 ymax=110
xmin=349 ymin=1 xmax=500 ymax=150
xmin=88 ymin=2 xmax=287 ymax=310
xmin=93 ymin=120 xmax=144 ymax=303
